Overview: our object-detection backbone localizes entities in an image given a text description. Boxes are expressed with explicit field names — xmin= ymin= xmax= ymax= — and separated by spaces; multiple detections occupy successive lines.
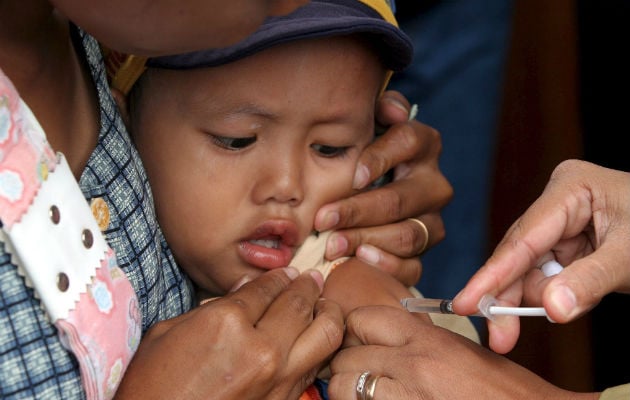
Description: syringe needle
xmin=401 ymin=296 xmax=547 ymax=319
xmin=400 ymin=298 xmax=457 ymax=314
xmin=402 ymin=260 xmax=564 ymax=319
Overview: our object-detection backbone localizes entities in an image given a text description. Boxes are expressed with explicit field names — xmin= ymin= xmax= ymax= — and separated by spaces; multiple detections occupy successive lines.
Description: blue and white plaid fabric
xmin=0 ymin=27 xmax=194 ymax=399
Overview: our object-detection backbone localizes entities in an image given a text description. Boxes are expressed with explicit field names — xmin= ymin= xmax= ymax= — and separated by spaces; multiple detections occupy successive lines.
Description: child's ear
xmin=111 ymin=88 xmax=131 ymax=129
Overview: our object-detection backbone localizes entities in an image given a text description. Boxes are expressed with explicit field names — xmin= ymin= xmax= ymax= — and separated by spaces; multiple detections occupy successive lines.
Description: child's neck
xmin=0 ymin=2 xmax=99 ymax=178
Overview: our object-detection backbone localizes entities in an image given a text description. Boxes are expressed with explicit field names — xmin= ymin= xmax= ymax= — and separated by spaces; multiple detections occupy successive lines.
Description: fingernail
xmin=325 ymin=233 xmax=348 ymax=259
xmin=384 ymin=96 xmax=409 ymax=115
xmin=550 ymin=285 xmax=577 ymax=319
xmin=356 ymin=244 xmax=381 ymax=266
xmin=308 ymin=269 xmax=325 ymax=291
xmin=319 ymin=210 xmax=340 ymax=231
xmin=229 ymin=275 xmax=251 ymax=292
xmin=283 ymin=267 xmax=300 ymax=280
xmin=353 ymin=163 xmax=370 ymax=189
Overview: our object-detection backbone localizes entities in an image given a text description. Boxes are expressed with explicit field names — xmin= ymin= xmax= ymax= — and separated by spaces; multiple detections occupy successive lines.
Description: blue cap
xmin=147 ymin=0 xmax=413 ymax=72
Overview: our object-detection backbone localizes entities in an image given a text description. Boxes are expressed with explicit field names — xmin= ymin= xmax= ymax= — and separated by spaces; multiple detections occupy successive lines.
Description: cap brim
xmin=148 ymin=0 xmax=413 ymax=72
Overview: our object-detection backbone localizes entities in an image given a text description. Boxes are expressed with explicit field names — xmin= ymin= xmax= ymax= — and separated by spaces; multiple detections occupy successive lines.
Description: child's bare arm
xmin=322 ymin=257 xmax=432 ymax=324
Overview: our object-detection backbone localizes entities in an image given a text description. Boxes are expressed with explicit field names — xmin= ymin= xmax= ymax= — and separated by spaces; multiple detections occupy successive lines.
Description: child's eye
xmin=210 ymin=135 xmax=257 ymax=150
xmin=311 ymin=144 xmax=348 ymax=158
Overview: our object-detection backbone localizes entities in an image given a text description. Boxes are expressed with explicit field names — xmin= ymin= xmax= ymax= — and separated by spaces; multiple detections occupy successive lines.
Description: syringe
xmin=400 ymin=296 xmax=548 ymax=318
xmin=401 ymin=259 xmax=564 ymax=320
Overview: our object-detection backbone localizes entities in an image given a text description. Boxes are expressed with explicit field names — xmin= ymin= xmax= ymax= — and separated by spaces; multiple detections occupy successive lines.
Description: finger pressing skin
xmin=324 ymin=213 xmax=443 ymax=260
xmin=353 ymin=122 xmax=429 ymax=190
xmin=342 ymin=305 xmax=430 ymax=348
xmin=288 ymin=298 xmax=344 ymax=378
xmin=255 ymin=270 xmax=325 ymax=356
xmin=314 ymin=117 xmax=451 ymax=232
xmin=355 ymin=245 xmax=423 ymax=287
xmin=315 ymin=171 xmax=451 ymax=233
xmin=376 ymin=90 xmax=413 ymax=126
xmin=224 ymin=267 xmax=299 ymax=324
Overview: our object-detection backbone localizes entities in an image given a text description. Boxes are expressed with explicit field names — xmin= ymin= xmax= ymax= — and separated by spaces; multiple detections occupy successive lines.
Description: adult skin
xmin=51 ymin=0 xmax=310 ymax=55
xmin=328 ymin=160 xmax=630 ymax=399
xmin=2 ymin=0 xmax=451 ymax=286
xmin=454 ymin=159 xmax=630 ymax=353
xmin=115 ymin=268 xmax=345 ymax=399
xmin=329 ymin=306 xmax=600 ymax=400
xmin=318 ymin=90 xmax=451 ymax=286
xmin=1 ymin=0 xmax=450 ymax=397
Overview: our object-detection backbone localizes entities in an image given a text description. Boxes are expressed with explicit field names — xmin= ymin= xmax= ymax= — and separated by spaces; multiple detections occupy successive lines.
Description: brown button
xmin=57 ymin=272 xmax=69 ymax=292
xmin=90 ymin=197 xmax=110 ymax=231
xmin=82 ymin=229 xmax=94 ymax=249
xmin=49 ymin=205 xmax=60 ymax=224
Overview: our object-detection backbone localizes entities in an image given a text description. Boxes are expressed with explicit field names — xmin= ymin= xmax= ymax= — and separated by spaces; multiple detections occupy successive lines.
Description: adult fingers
xmin=452 ymin=183 xmax=591 ymax=315
xmin=261 ymin=273 xmax=343 ymax=399
xmin=288 ymin=298 xmax=345 ymax=377
xmin=324 ymin=213 xmax=443 ymax=260
xmin=314 ymin=119 xmax=451 ymax=232
xmin=314 ymin=160 xmax=451 ymax=232
xmin=223 ymin=267 xmax=300 ymax=324
xmin=255 ymin=270 xmax=325 ymax=342
xmin=341 ymin=305 xmax=430 ymax=349
xmin=544 ymin=242 xmax=630 ymax=323
xmin=455 ymin=160 xmax=630 ymax=319
xmin=355 ymin=245 xmax=423 ymax=287
xmin=375 ymin=90 xmax=413 ymax=126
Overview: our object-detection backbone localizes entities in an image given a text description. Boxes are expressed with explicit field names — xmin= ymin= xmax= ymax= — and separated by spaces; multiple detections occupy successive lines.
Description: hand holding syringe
xmin=401 ymin=260 xmax=564 ymax=320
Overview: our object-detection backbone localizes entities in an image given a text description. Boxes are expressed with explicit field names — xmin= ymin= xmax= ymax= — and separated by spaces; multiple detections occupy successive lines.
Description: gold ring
xmin=356 ymin=371 xmax=371 ymax=400
xmin=407 ymin=218 xmax=429 ymax=254
xmin=364 ymin=373 xmax=380 ymax=400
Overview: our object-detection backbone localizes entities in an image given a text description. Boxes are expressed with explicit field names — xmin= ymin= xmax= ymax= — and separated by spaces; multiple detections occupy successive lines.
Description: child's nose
xmin=252 ymin=156 xmax=304 ymax=206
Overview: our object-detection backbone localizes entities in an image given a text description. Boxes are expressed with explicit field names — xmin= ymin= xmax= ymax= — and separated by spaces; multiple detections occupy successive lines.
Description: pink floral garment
xmin=0 ymin=68 xmax=140 ymax=399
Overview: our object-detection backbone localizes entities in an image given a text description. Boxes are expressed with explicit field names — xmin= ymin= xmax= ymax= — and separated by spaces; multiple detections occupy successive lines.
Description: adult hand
xmin=314 ymin=90 xmax=452 ymax=287
xmin=328 ymin=306 xmax=595 ymax=400
xmin=114 ymin=268 xmax=344 ymax=400
xmin=454 ymin=160 xmax=630 ymax=354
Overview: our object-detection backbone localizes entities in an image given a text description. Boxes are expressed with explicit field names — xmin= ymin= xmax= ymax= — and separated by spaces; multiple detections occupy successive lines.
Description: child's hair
xmin=106 ymin=0 xmax=413 ymax=95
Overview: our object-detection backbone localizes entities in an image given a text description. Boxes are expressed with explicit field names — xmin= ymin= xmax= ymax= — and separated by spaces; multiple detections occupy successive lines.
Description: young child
xmin=118 ymin=0 xmax=478 ymax=397
xmin=0 ymin=0 xmax=462 ymax=398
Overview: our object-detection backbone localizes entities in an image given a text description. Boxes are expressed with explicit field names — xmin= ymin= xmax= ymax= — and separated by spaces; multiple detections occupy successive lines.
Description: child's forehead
xmin=144 ymin=44 xmax=382 ymax=126
xmin=150 ymin=35 xmax=385 ymax=93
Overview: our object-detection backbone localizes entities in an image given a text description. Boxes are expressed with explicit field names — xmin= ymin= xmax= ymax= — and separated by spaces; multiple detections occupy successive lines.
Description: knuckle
xmin=398 ymin=222 xmax=423 ymax=253
xmin=420 ymin=122 xmax=442 ymax=148
xmin=252 ymin=344 xmax=283 ymax=380
xmin=285 ymin=291 xmax=316 ymax=321
xmin=404 ymin=258 xmax=423 ymax=285
xmin=438 ymin=177 xmax=455 ymax=204
xmin=374 ymin=186 xmax=405 ymax=221
xmin=251 ymin=272 xmax=289 ymax=302
xmin=212 ymin=304 xmax=249 ymax=332
xmin=402 ymin=122 xmax=423 ymax=147
xmin=318 ymin=313 xmax=345 ymax=351
xmin=431 ymin=220 xmax=446 ymax=244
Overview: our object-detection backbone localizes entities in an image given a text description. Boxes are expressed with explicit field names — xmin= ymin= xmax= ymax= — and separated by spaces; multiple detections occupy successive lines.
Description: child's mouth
xmin=248 ymin=238 xmax=280 ymax=249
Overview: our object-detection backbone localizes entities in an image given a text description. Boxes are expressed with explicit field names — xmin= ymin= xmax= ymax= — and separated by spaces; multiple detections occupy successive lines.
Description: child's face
xmin=132 ymin=36 xmax=385 ymax=294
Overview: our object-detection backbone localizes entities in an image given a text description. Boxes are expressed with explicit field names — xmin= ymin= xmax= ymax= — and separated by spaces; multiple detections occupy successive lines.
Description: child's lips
xmin=238 ymin=220 xmax=299 ymax=269
xmin=238 ymin=239 xmax=293 ymax=269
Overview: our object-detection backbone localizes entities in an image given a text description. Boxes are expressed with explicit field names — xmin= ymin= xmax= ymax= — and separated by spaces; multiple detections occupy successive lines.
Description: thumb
xmin=544 ymin=246 xmax=629 ymax=322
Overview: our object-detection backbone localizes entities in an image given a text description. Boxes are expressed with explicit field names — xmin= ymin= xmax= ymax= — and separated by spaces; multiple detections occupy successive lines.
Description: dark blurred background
xmin=490 ymin=0 xmax=630 ymax=392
